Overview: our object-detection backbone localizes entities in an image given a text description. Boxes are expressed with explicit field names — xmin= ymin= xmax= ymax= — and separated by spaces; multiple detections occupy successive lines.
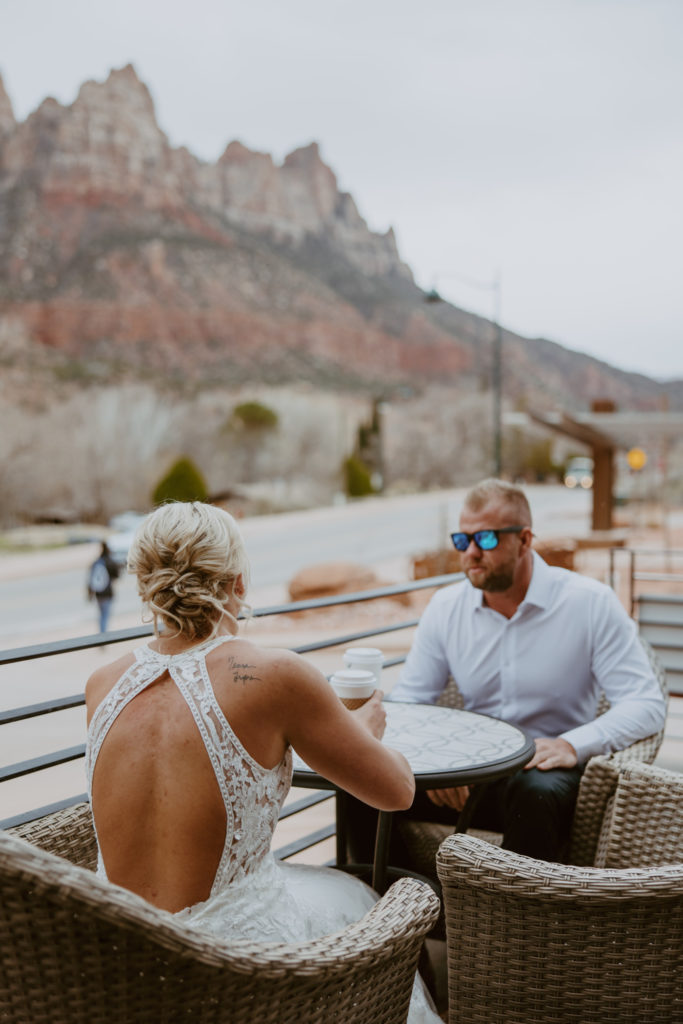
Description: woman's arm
xmin=269 ymin=650 xmax=415 ymax=811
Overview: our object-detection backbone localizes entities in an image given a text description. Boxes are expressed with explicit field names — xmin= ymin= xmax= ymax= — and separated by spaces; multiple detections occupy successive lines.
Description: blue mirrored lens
xmin=475 ymin=531 xmax=499 ymax=550
xmin=451 ymin=533 xmax=469 ymax=551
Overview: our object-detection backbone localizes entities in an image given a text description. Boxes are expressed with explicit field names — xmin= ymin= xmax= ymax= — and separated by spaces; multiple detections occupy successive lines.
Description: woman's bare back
xmin=86 ymin=630 xmax=413 ymax=914
xmin=87 ymin=636 xmax=291 ymax=912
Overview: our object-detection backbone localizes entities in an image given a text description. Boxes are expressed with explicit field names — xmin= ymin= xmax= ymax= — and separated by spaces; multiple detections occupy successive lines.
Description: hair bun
xmin=127 ymin=502 xmax=250 ymax=640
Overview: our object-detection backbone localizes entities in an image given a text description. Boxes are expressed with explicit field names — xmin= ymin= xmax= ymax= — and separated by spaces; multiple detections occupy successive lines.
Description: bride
xmin=85 ymin=501 xmax=439 ymax=1022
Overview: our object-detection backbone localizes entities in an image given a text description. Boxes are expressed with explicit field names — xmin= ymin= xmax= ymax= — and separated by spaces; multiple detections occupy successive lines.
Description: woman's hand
xmin=352 ymin=690 xmax=386 ymax=739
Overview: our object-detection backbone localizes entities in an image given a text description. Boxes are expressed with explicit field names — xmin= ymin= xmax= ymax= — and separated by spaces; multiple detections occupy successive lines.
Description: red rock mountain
xmin=0 ymin=64 xmax=679 ymax=408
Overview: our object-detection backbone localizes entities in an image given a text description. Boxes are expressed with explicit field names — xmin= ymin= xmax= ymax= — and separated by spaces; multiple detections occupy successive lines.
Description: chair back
xmin=594 ymin=760 xmax=683 ymax=869
xmin=569 ymin=637 xmax=669 ymax=865
xmin=437 ymin=832 xmax=683 ymax=1024
xmin=0 ymin=830 xmax=439 ymax=1024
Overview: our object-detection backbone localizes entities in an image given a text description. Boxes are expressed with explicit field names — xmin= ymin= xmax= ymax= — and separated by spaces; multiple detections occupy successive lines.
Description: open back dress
xmin=86 ymin=635 xmax=439 ymax=1022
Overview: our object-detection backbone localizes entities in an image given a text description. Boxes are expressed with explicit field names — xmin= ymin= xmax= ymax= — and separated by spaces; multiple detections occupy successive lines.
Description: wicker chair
xmin=436 ymin=832 xmax=683 ymax=1024
xmin=396 ymin=636 xmax=669 ymax=876
xmin=568 ymin=636 xmax=669 ymax=863
xmin=0 ymin=816 xmax=440 ymax=1024
xmin=591 ymin=759 xmax=683 ymax=869
xmin=8 ymin=799 xmax=99 ymax=868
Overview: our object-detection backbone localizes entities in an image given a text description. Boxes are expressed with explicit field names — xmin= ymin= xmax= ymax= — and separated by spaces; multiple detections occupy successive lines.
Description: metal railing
xmin=0 ymin=573 xmax=462 ymax=852
xmin=608 ymin=547 xmax=683 ymax=617
xmin=4 ymin=550 xmax=681 ymax=846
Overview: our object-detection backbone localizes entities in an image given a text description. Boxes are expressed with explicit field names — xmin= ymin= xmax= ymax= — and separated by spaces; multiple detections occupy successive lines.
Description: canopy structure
xmin=526 ymin=409 xmax=683 ymax=531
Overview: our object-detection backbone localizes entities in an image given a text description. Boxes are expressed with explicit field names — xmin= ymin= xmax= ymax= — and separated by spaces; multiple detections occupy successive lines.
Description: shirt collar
xmin=469 ymin=550 xmax=552 ymax=612
xmin=522 ymin=551 xmax=553 ymax=610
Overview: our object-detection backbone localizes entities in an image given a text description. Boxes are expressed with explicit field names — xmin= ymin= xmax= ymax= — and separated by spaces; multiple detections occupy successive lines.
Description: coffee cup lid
xmin=329 ymin=668 xmax=376 ymax=698
xmin=330 ymin=669 xmax=375 ymax=684
xmin=343 ymin=647 xmax=383 ymax=661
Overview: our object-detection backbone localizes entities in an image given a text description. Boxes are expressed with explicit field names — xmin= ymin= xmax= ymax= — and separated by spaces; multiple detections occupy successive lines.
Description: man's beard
xmin=465 ymin=566 xmax=515 ymax=592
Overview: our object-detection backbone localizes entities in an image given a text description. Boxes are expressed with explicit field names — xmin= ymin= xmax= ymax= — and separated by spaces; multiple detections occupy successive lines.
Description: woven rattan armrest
xmin=6 ymin=800 xmax=97 ymax=869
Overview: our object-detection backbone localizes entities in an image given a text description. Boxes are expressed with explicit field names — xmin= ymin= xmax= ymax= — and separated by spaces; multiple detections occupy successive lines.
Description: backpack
xmin=89 ymin=558 xmax=111 ymax=594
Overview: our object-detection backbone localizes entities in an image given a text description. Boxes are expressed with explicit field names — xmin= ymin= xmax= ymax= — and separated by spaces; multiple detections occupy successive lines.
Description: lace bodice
xmin=85 ymin=636 xmax=440 ymax=1020
xmin=86 ymin=634 xmax=292 ymax=895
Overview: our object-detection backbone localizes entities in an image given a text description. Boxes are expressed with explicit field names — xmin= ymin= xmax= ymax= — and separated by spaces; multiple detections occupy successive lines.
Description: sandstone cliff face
xmin=1 ymin=64 xmax=682 ymax=525
xmin=0 ymin=75 xmax=15 ymax=137
xmin=0 ymin=64 xmax=454 ymax=386
xmin=0 ymin=63 xmax=680 ymax=406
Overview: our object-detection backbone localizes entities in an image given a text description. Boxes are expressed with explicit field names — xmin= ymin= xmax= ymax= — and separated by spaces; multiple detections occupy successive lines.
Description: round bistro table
xmin=292 ymin=701 xmax=536 ymax=892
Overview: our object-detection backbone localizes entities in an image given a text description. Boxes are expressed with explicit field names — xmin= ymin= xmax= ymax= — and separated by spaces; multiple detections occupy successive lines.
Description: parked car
xmin=107 ymin=512 xmax=148 ymax=567
xmin=563 ymin=457 xmax=593 ymax=490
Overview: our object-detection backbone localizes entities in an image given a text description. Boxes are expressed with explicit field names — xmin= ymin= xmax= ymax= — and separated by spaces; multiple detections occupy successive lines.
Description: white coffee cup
xmin=329 ymin=668 xmax=376 ymax=709
xmin=343 ymin=647 xmax=384 ymax=688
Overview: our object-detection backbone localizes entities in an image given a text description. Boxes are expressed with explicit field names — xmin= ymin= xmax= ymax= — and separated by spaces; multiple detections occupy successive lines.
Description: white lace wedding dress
xmin=86 ymin=635 xmax=439 ymax=1023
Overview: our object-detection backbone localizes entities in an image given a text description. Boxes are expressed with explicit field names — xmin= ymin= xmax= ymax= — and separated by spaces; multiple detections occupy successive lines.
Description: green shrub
xmin=343 ymin=455 xmax=375 ymax=497
xmin=152 ymin=457 xmax=208 ymax=505
xmin=231 ymin=401 xmax=278 ymax=430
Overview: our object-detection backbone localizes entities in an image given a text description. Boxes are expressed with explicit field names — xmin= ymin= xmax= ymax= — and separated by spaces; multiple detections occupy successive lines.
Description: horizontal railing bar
xmin=252 ymin=574 xmax=462 ymax=617
xmin=278 ymin=792 xmax=333 ymax=819
xmin=0 ymin=625 xmax=154 ymax=665
xmin=633 ymin=573 xmax=683 ymax=583
xmin=383 ymin=654 xmax=408 ymax=670
xmin=273 ymin=824 xmax=336 ymax=861
xmin=611 ymin=547 xmax=683 ymax=556
xmin=294 ymin=619 xmax=419 ymax=655
xmin=0 ymin=574 xmax=462 ymax=666
xmin=0 ymin=793 xmax=88 ymax=832
xmin=0 ymin=745 xmax=85 ymax=783
xmin=0 ymin=693 xmax=85 ymax=726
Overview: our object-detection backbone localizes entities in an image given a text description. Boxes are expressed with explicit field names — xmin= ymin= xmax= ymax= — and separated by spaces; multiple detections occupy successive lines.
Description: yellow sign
xmin=627 ymin=447 xmax=647 ymax=471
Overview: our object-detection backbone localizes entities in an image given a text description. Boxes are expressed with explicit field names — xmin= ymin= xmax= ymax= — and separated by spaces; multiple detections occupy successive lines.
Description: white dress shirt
xmin=390 ymin=552 xmax=666 ymax=764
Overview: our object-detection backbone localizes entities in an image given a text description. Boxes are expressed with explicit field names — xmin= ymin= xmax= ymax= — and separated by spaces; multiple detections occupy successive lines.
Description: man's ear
xmin=520 ymin=527 xmax=534 ymax=553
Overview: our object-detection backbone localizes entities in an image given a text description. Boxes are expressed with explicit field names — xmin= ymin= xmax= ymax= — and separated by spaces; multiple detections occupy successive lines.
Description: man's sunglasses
xmin=450 ymin=526 xmax=525 ymax=552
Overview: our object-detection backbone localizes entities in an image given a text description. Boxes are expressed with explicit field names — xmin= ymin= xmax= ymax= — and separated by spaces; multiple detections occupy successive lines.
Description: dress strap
xmin=86 ymin=654 xmax=165 ymax=795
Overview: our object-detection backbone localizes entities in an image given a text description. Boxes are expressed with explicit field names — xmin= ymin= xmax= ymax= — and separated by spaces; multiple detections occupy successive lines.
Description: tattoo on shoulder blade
xmin=227 ymin=655 xmax=262 ymax=686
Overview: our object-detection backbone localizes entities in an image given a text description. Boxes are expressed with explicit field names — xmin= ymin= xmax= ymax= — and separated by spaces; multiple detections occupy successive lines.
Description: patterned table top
xmin=292 ymin=701 xmax=534 ymax=787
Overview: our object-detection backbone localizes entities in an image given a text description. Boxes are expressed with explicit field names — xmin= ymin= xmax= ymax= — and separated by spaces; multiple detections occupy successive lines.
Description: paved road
xmin=0 ymin=484 xmax=592 ymax=647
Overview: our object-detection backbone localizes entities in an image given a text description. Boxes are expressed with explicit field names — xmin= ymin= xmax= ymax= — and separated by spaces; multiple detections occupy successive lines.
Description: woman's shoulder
xmin=216 ymin=638 xmax=309 ymax=676
xmin=85 ymin=651 xmax=136 ymax=716
xmin=211 ymin=638 xmax=323 ymax=698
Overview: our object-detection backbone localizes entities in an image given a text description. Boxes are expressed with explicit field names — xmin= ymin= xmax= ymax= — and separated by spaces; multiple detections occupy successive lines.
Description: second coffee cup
xmin=329 ymin=668 xmax=376 ymax=710
xmin=343 ymin=647 xmax=384 ymax=688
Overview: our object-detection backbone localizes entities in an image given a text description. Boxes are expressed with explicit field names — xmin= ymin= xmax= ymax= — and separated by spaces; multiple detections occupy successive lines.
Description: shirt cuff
xmin=559 ymin=724 xmax=602 ymax=765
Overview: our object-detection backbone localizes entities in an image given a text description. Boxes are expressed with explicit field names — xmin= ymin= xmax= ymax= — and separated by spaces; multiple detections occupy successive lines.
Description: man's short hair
xmin=463 ymin=478 xmax=532 ymax=527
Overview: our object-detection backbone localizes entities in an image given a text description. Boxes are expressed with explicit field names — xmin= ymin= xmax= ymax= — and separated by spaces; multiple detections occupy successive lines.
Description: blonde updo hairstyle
xmin=127 ymin=502 xmax=250 ymax=640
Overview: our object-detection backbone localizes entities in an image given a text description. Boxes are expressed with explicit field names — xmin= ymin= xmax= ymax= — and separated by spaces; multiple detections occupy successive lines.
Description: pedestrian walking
xmin=87 ymin=542 xmax=120 ymax=634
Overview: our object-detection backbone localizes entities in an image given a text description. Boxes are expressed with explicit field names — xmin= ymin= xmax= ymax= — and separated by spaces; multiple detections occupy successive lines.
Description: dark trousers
xmin=347 ymin=766 xmax=584 ymax=866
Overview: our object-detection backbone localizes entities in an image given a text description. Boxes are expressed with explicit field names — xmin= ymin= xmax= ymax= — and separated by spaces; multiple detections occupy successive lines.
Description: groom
xmin=350 ymin=478 xmax=665 ymax=863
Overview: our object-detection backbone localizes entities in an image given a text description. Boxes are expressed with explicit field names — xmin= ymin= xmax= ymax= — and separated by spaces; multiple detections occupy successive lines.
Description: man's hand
xmin=352 ymin=690 xmax=386 ymax=740
xmin=525 ymin=737 xmax=578 ymax=771
xmin=426 ymin=785 xmax=470 ymax=811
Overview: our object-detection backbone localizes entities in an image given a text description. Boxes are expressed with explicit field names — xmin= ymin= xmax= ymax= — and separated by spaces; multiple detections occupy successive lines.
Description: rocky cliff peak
xmin=2 ymin=63 xmax=185 ymax=210
xmin=74 ymin=63 xmax=160 ymax=128
xmin=0 ymin=72 xmax=16 ymax=137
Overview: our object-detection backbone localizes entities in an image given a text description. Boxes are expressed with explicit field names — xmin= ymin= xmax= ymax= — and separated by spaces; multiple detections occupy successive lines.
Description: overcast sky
xmin=2 ymin=0 xmax=682 ymax=379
